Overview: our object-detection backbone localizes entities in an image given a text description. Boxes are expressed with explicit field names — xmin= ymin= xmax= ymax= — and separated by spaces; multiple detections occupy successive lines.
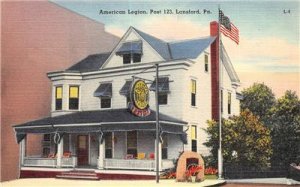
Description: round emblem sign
xmin=132 ymin=80 xmax=149 ymax=110
xmin=129 ymin=79 xmax=151 ymax=117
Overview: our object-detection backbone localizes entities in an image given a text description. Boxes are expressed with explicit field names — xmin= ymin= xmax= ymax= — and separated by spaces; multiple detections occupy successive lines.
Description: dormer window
xmin=116 ymin=41 xmax=142 ymax=64
xmin=94 ymin=83 xmax=112 ymax=109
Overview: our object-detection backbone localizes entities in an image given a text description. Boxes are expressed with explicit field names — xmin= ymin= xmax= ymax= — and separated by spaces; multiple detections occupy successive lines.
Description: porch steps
xmin=56 ymin=170 xmax=99 ymax=180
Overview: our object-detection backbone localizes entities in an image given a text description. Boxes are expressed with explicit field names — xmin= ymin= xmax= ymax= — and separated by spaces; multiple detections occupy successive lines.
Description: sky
xmin=52 ymin=0 xmax=299 ymax=97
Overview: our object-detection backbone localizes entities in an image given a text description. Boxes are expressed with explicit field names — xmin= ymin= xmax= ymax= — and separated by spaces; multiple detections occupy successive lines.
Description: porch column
xmin=155 ymin=140 xmax=162 ymax=171
xmin=158 ymin=141 xmax=162 ymax=171
xmin=20 ymin=136 xmax=26 ymax=166
xmin=98 ymin=138 xmax=105 ymax=169
xmin=56 ymin=136 xmax=64 ymax=168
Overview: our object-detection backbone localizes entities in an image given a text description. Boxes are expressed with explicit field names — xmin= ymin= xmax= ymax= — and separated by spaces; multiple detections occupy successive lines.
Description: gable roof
xmin=64 ymin=27 xmax=216 ymax=72
xmin=66 ymin=53 xmax=110 ymax=72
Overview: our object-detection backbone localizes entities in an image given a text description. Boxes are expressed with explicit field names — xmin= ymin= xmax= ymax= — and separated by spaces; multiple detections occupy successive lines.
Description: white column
xmin=158 ymin=141 xmax=162 ymax=171
xmin=20 ymin=136 xmax=26 ymax=166
xmin=57 ymin=137 xmax=64 ymax=168
xmin=98 ymin=138 xmax=105 ymax=169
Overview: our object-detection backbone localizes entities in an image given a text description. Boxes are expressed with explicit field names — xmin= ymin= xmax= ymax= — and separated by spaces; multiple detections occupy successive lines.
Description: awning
xmin=119 ymin=80 xmax=132 ymax=96
xmin=13 ymin=109 xmax=188 ymax=144
xmin=149 ymin=77 xmax=170 ymax=93
xmin=116 ymin=41 xmax=142 ymax=55
xmin=94 ymin=83 xmax=112 ymax=97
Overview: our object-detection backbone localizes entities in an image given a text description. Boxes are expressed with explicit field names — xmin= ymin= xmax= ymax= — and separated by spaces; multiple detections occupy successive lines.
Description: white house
xmin=13 ymin=24 xmax=241 ymax=179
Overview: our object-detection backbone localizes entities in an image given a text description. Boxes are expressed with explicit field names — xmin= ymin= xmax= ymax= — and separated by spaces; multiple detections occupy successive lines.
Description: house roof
xmin=65 ymin=27 xmax=216 ymax=72
xmin=14 ymin=108 xmax=187 ymax=128
xmin=66 ymin=53 xmax=110 ymax=73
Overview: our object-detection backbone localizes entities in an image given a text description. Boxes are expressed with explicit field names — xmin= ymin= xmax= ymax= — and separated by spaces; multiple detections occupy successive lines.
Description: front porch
xmin=14 ymin=109 xmax=188 ymax=177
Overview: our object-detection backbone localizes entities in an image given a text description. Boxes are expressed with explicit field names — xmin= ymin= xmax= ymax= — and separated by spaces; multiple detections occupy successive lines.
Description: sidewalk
xmin=226 ymin=178 xmax=300 ymax=186
xmin=1 ymin=178 xmax=226 ymax=187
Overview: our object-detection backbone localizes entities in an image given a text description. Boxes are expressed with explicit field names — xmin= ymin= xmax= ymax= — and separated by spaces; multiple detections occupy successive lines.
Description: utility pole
xmin=155 ymin=63 xmax=160 ymax=183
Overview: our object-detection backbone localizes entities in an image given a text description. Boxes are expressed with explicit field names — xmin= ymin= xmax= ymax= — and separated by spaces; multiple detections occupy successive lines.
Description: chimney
xmin=210 ymin=21 xmax=220 ymax=121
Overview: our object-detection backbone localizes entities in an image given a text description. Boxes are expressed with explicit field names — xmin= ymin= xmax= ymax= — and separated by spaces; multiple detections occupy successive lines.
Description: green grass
xmin=205 ymin=175 xmax=218 ymax=180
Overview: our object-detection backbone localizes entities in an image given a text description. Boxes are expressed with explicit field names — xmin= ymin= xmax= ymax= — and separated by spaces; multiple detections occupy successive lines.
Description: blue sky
xmin=52 ymin=0 xmax=299 ymax=96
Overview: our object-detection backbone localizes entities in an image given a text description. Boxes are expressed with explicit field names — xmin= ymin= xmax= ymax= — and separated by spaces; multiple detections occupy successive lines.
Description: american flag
xmin=219 ymin=10 xmax=239 ymax=44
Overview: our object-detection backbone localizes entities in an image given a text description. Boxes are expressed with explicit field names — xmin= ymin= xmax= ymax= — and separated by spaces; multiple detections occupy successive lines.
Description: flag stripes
xmin=219 ymin=9 xmax=239 ymax=44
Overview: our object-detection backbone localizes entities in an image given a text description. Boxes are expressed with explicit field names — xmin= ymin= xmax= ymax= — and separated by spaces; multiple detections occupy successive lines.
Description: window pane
xmin=105 ymin=132 xmax=112 ymax=148
xmin=127 ymin=131 xmax=137 ymax=148
xmin=133 ymin=54 xmax=141 ymax=63
xmin=158 ymin=94 xmax=168 ymax=105
xmin=69 ymin=86 xmax=79 ymax=98
xmin=162 ymin=148 xmax=168 ymax=159
xmin=56 ymin=87 xmax=62 ymax=99
xmin=205 ymin=55 xmax=209 ymax=72
xmin=192 ymin=140 xmax=197 ymax=152
xmin=191 ymin=93 xmax=196 ymax=106
xmin=101 ymin=98 xmax=111 ymax=108
xmin=191 ymin=126 xmax=197 ymax=140
xmin=56 ymin=99 xmax=62 ymax=110
xmin=69 ymin=98 xmax=79 ymax=109
xmin=228 ymin=92 xmax=231 ymax=114
xmin=123 ymin=54 xmax=131 ymax=64
xmin=191 ymin=80 xmax=196 ymax=94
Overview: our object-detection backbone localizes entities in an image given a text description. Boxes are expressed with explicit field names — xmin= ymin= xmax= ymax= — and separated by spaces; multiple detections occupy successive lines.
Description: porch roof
xmin=13 ymin=109 xmax=187 ymax=142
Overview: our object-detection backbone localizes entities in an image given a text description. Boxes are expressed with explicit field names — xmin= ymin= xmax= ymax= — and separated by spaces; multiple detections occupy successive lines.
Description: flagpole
xmin=217 ymin=6 xmax=223 ymax=180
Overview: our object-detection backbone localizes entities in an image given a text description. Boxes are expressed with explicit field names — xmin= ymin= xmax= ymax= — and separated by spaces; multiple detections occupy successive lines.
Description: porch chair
xmin=125 ymin=154 xmax=134 ymax=159
xmin=149 ymin=152 xmax=155 ymax=160
xmin=137 ymin=152 xmax=146 ymax=160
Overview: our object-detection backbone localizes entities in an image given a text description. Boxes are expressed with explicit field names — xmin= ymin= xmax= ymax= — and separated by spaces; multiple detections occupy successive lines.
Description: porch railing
xmin=23 ymin=157 xmax=57 ymax=167
xmin=23 ymin=156 xmax=77 ymax=168
xmin=103 ymin=159 xmax=174 ymax=171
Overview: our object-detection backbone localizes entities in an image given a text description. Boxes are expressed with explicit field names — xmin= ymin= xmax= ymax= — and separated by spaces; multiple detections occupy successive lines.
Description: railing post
xmin=56 ymin=137 xmax=63 ymax=168
xmin=98 ymin=138 xmax=105 ymax=169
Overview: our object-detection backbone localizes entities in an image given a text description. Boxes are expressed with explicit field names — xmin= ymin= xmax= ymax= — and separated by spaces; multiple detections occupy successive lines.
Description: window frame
xmin=100 ymin=97 xmax=112 ymax=109
xmin=191 ymin=79 xmax=197 ymax=107
xmin=55 ymin=86 xmax=63 ymax=111
xmin=228 ymin=92 xmax=232 ymax=114
xmin=105 ymin=132 xmax=113 ymax=158
xmin=191 ymin=125 xmax=197 ymax=152
xmin=162 ymin=135 xmax=168 ymax=159
xmin=158 ymin=93 xmax=168 ymax=105
xmin=126 ymin=131 xmax=137 ymax=158
xmin=68 ymin=85 xmax=79 ymax=110
xmin=204 ymin=54 xmax=209 ymax=72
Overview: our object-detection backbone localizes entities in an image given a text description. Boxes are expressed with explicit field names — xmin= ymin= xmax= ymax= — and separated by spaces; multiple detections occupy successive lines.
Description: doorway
xmin=77 ymin=135 xmax=89 ymax=166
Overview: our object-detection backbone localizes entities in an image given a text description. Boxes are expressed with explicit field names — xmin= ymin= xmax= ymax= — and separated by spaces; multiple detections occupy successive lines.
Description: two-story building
xmin=13 ymin=22 xmax=241 ymax=179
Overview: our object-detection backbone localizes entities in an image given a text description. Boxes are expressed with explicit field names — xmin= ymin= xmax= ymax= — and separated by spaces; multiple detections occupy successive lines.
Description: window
xmin=123 ymin=54 xmax=141 ymax=64
xmin=55 ymin=86 xmax=62 ymax=110
xmin=123 ymin=54 xmax=131 ymax=64
xmin=228 ymin=92 xmax=232 ymax=114
xmin=191 ymin=80 xmax=196 ymax=106
xmin=42 ymin=134 xmax=51 ymax=157
xmin=162 ymin=135 xmax=168 ymax=159
xmin=158 ymin=94 xmax=168 ymax=105
xmin=101 ymin=97 xmax=111 ymax=109
xmin=221 ymin=90 xmax=223 ymax=113
xmin=205 ymin=54 xmax=209 ymax=72
xmin=191 ymin=125 xmax=197 ymax=152
xmin=133 ymin=54 xmax=141 ymax=63
xmin=105 ymin=132 xmax=112 ymax=158
xmin=127 ymin=131 xmax=137 ymax=157
xmin=69 ymin=86 xmax=79 ymax=110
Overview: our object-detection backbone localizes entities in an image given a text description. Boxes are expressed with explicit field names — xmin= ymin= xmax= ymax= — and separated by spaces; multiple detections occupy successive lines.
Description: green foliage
xmin=241 ymin=83 xmax=276 ymax=126
xmin=270 ymin=90 xmax=300 ymax=168
xmin=204 ymin=109 xmax=272 ymax=168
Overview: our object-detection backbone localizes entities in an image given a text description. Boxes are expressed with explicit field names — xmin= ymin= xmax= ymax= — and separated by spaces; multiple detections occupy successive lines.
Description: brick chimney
xmin=210 ymin=21 xmax=220 ymax=121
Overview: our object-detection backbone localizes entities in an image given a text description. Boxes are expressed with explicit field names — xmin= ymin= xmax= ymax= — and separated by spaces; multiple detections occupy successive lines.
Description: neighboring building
xmin=13 ymin=23 xmax=241 ymax=179
xmin=1 ymin=1 xmax=119 ymax=182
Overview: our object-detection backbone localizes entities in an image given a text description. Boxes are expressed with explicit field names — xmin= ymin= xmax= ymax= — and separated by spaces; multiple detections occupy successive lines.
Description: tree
xmin=204 ymin=109 xmax=272 ymax=168
xmin=241 ymin=83 xmax=276 ymax=126
xmin=270 ymin=90 xmax=300 ymax=168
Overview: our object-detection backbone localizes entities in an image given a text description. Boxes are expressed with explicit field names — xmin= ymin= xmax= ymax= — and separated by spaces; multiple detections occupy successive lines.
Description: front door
xmin=77 ymin=135 xmax=89 ymax=166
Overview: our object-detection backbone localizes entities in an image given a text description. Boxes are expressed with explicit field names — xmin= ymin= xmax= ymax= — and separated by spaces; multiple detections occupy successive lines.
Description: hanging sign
xmin=129 ymin=79 xmax=151 ymax=117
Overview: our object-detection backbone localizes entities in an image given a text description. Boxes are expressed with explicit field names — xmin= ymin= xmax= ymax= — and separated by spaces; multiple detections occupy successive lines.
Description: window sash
xmin=228 ymin=92 xmax=232 ymax=114
xmin=101 ymin=98 xmax=111 ymax=108
xmin=69 ymin=86 xmax=79 ymax=98
xmin=192 ymin=140 xmax=197 ymax=152
xmin=56 ymin=87 xmax=62 ymax=99
xmin=123 ymin=54 xmax=131 ymax=64
xmin=191 ymin=125 xmax=197 ymax=140
xmin=205 ymin=54 xmax=209 ymax=72
xmin=158 ymin=94 xmax=168 ymax=105
xmin=133 ymin=54 xmax=141 ymax=63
